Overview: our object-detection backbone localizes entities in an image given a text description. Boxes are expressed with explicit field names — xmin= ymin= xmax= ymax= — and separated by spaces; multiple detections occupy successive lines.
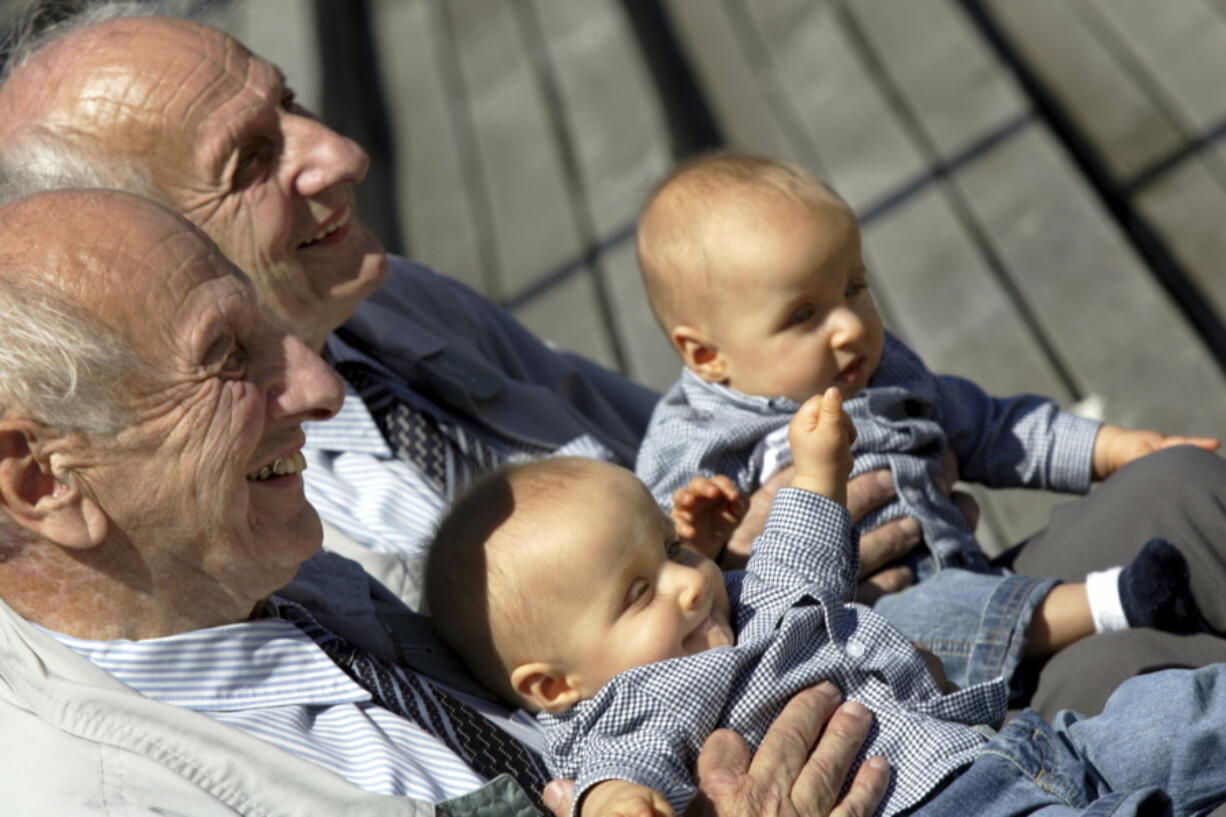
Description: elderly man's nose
xmin=271 ymin=335 xmax=344 ymax=421
xmin=285 ymin=115 xmax=370 ymax=197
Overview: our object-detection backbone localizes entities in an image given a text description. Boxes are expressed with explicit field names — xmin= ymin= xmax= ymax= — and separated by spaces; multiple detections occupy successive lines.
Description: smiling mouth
xmin=299 ymin=208 xmax=351 ymax=248
xmin=247 ymin=451 xmax=307 ymax=482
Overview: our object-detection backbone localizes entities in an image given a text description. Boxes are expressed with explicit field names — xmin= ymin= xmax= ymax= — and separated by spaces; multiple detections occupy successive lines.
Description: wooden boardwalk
xmin=4 ymin=0 xmax=1224 ymax=552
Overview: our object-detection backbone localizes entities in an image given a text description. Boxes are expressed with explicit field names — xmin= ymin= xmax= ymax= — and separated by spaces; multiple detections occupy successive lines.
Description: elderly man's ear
xmin=0 ymin=421 xmax=107 ymax=549
xmin=672 ymin=325 xmax=727 ymax=384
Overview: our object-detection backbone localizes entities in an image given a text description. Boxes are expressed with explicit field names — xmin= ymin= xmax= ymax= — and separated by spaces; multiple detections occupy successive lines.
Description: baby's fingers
xmin=1160 ymin=435 xmax=1220 ymax=453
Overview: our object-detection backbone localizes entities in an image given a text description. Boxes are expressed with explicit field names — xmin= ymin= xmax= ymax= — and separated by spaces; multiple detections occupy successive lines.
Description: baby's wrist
xmin=789 ymin=473 xmax=847 ymax=506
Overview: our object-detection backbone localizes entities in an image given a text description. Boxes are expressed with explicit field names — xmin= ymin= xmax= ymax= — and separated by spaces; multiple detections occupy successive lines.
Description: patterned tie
xmin=335 ymin=361 xmax=533 ymax=494
xmin=270 ymin=600 xmax=550 ymax=810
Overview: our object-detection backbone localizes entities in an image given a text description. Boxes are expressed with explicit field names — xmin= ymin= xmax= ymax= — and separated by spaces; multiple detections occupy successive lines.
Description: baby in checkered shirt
xmin=428 ymin=389 xmax=999 ymax=817
xmin=632 ymin=152 xmax=1215 ymax=687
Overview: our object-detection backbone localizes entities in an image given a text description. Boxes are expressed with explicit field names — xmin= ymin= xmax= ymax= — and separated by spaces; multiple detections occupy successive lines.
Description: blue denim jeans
xmin=874 ymin=568 xmax=1058 ymax=693
xmin=911 ymin=664 xmax=1226 ymax=816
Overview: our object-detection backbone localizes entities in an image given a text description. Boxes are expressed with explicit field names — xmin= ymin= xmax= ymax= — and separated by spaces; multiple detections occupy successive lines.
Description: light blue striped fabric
xmin=43 ymin=610 xmax=489 ymax=802
xmin=304 ymin=334 xmax=617 ymax=567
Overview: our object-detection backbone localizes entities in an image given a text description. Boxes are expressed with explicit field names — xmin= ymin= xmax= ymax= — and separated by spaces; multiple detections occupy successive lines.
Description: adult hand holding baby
xmin=542 ymin=683 xmax=890 ymax=817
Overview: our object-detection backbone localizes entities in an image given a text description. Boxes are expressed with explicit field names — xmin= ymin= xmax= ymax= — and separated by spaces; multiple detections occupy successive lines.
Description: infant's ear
xmin=510 ymin=662 xmax=582 ymax=714
xmin=672 ymin=325 xmax=726 ymax=383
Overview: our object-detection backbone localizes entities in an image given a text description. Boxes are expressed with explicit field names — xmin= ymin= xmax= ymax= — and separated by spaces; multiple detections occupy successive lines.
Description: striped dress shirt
xmin=304 ymin=334 xmax=617 ymax=575
xmin=42 ymin=599 xmax=536 ymax=803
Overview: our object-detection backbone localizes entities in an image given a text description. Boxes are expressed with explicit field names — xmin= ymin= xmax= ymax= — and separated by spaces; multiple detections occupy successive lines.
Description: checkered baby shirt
xmin=635 ymin=332 xmax=1100 ymax=570
xmin=538 ymin=489 xmax=1007 ymax=817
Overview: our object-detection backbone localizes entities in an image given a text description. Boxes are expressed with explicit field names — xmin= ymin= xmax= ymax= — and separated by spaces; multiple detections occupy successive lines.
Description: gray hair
xmin=0 ymin=171 xmax=144 ymax=433
xmin=0 ymin=275 xmax=137 ymax=436
xmin=0 ymin=277 xmax=136 ymax=552
xmin=2 ymin=0 xmax=215 ymax=79
xmin=0 ymin=0 xmax=222 ymax=196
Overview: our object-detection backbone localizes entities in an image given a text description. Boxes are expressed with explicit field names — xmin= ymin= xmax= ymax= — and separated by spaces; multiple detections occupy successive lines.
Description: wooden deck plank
xmin=222 ymin=1 xmax=321 ymax=113
xmin=983 ymin=0 xmax=1184 ymax=182
xmin=741 ymin=0 xmax=927 ymax=211
xmin=863 ymin=187 xmax=1071 ymax=402
xmin=603 ymin=242 xmax=679 ymax=392
xmin=850 ymin=0 xmax=1028 ymax=160
xmin=527 ymin=0 xmax=673 ymax=377
xmin=957 ymin=124 xmax=1226 ymax=439
xmin=1086 ymin=0 xmax=1226 ymax=137
xmin=1134 ymin=156 xmax=1226 ymax=329
xmin=660 ymin=0 xmax=807 ymax=163
xmin=529 ymin=0 xmax=671 ymax=236
xmin=512 ymin=273 xmax=618 ymax=370
xmin=370 ymin=0 xmax=488 ymax=295
xmin=443 ymin=0 xmax=585 ymax=298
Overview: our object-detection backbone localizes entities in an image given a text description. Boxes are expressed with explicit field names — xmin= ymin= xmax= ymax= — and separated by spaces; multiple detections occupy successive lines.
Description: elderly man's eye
xmin=221 ymin=344 xmax=249 ymax=375
xmin=234 ymin=142 xmax=274 ymax=188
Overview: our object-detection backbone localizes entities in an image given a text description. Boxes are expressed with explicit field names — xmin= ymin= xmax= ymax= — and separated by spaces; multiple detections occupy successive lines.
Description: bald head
xmin=637 ymin=153 xmax=848 ymax=337
xmin=0 ymin=14 xmax=229 ymax=195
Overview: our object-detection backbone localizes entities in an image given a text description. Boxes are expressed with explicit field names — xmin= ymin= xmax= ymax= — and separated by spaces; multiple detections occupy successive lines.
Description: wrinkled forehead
xmin=2 ymin=192 xmax=249 ymax=347
xmin=32 ymin=18 xmax=281 ymax=163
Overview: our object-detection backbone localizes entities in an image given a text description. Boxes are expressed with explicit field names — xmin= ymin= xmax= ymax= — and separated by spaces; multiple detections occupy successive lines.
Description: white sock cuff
xmin=1086 ymin=566 xmax=1128 ymax=633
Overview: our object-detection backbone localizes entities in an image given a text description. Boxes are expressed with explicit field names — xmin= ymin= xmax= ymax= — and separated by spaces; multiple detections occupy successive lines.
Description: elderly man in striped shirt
xmin=0 ymin=186 xmax=890 ymax=815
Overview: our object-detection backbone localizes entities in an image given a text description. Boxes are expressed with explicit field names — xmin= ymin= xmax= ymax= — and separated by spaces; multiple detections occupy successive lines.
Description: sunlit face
xmin=527 ymin=463 xmax=734 ymax=699
xmin=705 ymin=189 xmax=885 ymax=403
xmin=34 ymin=18 xmax=387 ymax=347
xmin=66 ymin=196 xmax=345 ymax=603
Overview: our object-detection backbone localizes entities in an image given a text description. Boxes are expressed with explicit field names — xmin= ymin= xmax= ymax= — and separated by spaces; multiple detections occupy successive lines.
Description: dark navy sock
xmin=1118 ymin=538 xmax=1208 ymax=634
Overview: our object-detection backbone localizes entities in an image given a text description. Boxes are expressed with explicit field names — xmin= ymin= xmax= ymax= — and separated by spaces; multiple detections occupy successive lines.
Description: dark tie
xmin=335 ymin=361 xmax=521 ymax=493
xmin=271 ymin=600 xmax=550 ymax=810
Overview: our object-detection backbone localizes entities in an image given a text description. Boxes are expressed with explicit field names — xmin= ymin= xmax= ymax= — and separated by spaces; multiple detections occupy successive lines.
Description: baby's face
xmin=707 ymin=191 xmax=885 ymax=403
xmin=530 ymin=464 xmax=734 ymax=699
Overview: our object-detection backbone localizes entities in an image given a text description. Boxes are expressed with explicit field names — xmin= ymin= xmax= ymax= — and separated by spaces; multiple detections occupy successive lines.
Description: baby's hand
xmin=788 ymin=387 xmax=856 ymax=506
xmin=671 ymin=475 xmax=746 ymax=562
xmin=1092 ymin=424 xmax=1220 ymax=479
xmin=580 ymin=779 xmax=674 ymax=817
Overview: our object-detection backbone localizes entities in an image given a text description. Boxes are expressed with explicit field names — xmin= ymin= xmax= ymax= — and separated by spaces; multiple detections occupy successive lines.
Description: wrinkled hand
xmin=690 ymin=683 xmax=889 ymax=817
xmin=850 ymin=450 xmax=978 ymax=604
xmin=672 ymin=476 xmax=747 ymax=562
xmin=846 ymin=469 xmax=918 ymax=604
xmin=1092 ymin=424 xmax=1220 ymax=480
xmin=788 ymin=388 xmax=856 ymax=506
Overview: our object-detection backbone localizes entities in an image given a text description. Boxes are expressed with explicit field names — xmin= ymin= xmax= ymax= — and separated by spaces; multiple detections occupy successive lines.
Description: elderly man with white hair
xmin=0 ymin=185 xmax=895 ymax=816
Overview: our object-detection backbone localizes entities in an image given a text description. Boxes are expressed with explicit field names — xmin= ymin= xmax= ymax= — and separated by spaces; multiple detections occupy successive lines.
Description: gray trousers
xmin=1000 ymin=446 xmax=1226 ymax=719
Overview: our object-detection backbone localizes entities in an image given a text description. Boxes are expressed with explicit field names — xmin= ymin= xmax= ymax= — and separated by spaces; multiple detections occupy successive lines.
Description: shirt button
xmin=846 ymin=639 xmax=866 ymax=659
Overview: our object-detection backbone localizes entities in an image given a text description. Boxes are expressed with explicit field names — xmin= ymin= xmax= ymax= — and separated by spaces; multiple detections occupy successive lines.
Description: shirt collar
xmin=305 ymin=334 xmax=393 ymax=456
xmin=40 ymin=614 xmax=371 ymax=712
xmin=679 ymin=367 xmax=801 ymax=414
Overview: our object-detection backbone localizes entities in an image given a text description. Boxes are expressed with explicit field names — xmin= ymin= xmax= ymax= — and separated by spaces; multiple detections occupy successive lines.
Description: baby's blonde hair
xmin=637 ymin=152 xmax=842 ymax=336
xmin=425 ymin=457 xmax=600 ymax=706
